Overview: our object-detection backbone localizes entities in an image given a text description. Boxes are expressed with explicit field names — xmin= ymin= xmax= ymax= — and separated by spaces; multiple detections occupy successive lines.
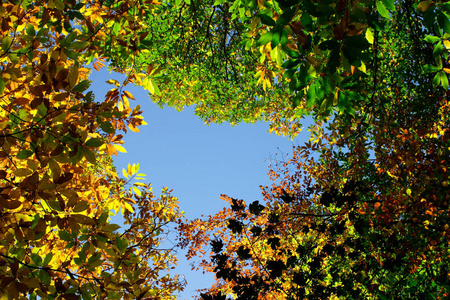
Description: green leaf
xmin=277 ymin=7 xmax=296 ymax=25
xmin=423 ymin=64 xmax=440 ymax=73
xmin=0 ymin=77 xmax=4 ymax=94
xmin=433 ymin=41 xmax=443 ymax=57
xmin=65 ymin=31 xmax=77 ymax=44
xmin=258 ymin=14 xmax=276 ymax=26
xmin=48 ymin=200 xmax=63 ymax=212
xmin=58 ymin=230 xmax=73 ymax=242
xmin=112 ymin=22 xmax=121 ymax=36
xmin=437 ymin=11 xmax=450 ymax=34
xmin=72 ymin=80 xmax=91 ymax=93
xmin=433 ymin=72 xmax=441 ymax=87
xmin=258 ymin=31 xmax=273 ymax=46
xmin=85 ymin=138 xmax=103 ymax=148
xmin=73 ymin=201 xmax=89 ymax=212
xmin=16 ymin=150 xmax=34 ymax=159
xmin=100 ymin=121 xmax=115 ymax=134
xmin=37 ymin=102 xmax=48 ymax=117
xmin=69 ymin=41 xmax=90 ymax=50
xmin=300 ymin=12 xmax=313 ymax=30
xmin=306 ymin=82 xmax=317 ymax=107
xmin=376 ymin=0 xmax=390 ymax=18
xmin=271 ymin=30 xmax=281 ymax=47
xmin=30 ymin=253 xmax=42 ymax=266
xmin=424 ymin=35 xmax=441 ymax=43
xmin=43 ymin=253 xmax=53 ymax=266
xmin=381 ymin=0 xmax=396 ymax=11
xmin=40 ymin=269 xmax=51 ymax=286
xmin=26 ymin=24 xmax=35 ymax=36
xmin=2 ymin=36 xmax=12 ymax=52
xmin=280 ymin=28 xmax=288 ymax=47
xmin=439 ymin=71 xmax=449 ymax=89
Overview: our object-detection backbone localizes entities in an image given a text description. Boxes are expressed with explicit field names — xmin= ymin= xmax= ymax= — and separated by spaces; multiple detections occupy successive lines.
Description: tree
xmin=0 ymin=1 xmax=185 ymax=299
xmin=121 ymin=0 xmax=449 ymax=138
xmin=179 ymin=0 xmax=450 ymax=298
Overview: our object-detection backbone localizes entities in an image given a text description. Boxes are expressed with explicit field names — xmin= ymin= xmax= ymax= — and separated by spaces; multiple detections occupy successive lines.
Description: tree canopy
xmin=0 ymin=1 xmax=185 ymax=299
xmin=0 ymin=0 xmax=449 ymax=299
xmin=177 ymin=0 xmax=450 ymax=298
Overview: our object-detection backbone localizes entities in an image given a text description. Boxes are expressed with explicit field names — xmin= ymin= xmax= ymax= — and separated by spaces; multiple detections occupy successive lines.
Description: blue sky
xmin=90 ymin=68 xmax=311 ymax=298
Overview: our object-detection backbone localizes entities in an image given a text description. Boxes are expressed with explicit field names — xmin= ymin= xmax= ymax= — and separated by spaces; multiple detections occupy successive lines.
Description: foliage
xmin=0 ymin=1 xmax=185 ymax=299
xmin=121 ymin=0 xmax=450 ymax=138
xmin=179 ymin=0 xmax=450 ymax=298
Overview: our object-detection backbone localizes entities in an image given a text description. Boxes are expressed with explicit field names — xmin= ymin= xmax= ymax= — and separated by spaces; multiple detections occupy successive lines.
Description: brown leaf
xmin=56 ymin=172 xmax=74 ymax=184
xmin=0 ymin=198 xmax=21 ymax=209
xmin=53 ymin=92 xmax=69 ymax=102
xmin=56 ymin=69 xmax=69 ymax=82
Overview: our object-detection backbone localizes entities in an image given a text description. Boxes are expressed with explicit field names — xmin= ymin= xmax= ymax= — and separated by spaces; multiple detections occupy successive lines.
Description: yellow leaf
xmin=106 ymin=79 xmax=120 ymax=87
xmin=114 ymin=144 xmax=127 ymax=153
xmin=122 ymin=168 xmax=128 ymax=178
xmin=406 ymin=188 xmax=412 ymax=196
xmin=133 ymin=186 xmax=142 ymax=196
xmin=443 ymin=40 xmax=450 ymax=49
xmin=417 ymin=0 xmax=434 ymax=12
xmin=117 ymin=101 xmax=124 ymax=111
xmin=128 ymin=123 xmax=140 ymax=132
xmin=123 ymin=90 xmax=135 ymax=100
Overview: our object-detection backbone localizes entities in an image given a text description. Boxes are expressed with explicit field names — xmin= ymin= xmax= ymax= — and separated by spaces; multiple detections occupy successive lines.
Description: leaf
xmin=276 ymin=7 xmax=296 ymax=25
xmin=258 ymin=14 xmax=276 ymax=26
xmin=0 ymin=78 xmax=4 ymax=94
xmin=306 ymin=83 xmax=317 ymax=107
xmin=2 ymin=36 xmax=12 ymax=52
xmin=106 ymin=79 xmax=120 ymax=87
xmin=58 ymin=231 xmax=73 ymax=242
xmin=271 ymin=30 xmax=281 ymax=47
xmin=114 ymin=144 xmax=127 ymax=153
xmin=68 ymin=65 xmax=79 ymax=88
xmin=16 ymin=150 xmax=33 ymax=159
xmin=437 ymin=10 xmax=450 ymax=34
xmin=72 ymin=214 xmax=97 ymax=225
xmin=376 ymin=0 xmax=390 ymax=18
xmin=69 ymin=41 xmax=90 ymax=50
xmin=14 ymin=168 xmax=32 ymax=177
xmin=83 ymin=147 xmax=96 ymax=164
xmin=423 ymin=64 xmax=440 ymax=73
xmin=85 ymin=138 xmax=104 ymax=148
xmin=381 ymin=0 xmax=396 ymax=11
xmin=433 ymin=41 xmax=443 ymax=57
xmin=100 ymin=121 xmax=115 ymax=134
xmin=73 ymin=201 xmax=89 ymax=212
xmin=439 ymin=71 xmax=449 ymax=89
xmin=258 ymin=31 xmax=273 ymax=46
xmin=0 ymin=198 xmax=22 ymax=209
xmin=424 ymin=35 xmax=440 ymax=43
xmin=72 ymin=80 xmax=91 ymax=93
xmin=100 ymin=224 xmax=121 ymax=232
xmin=417 ymin=1 xmax=434 ymax=12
